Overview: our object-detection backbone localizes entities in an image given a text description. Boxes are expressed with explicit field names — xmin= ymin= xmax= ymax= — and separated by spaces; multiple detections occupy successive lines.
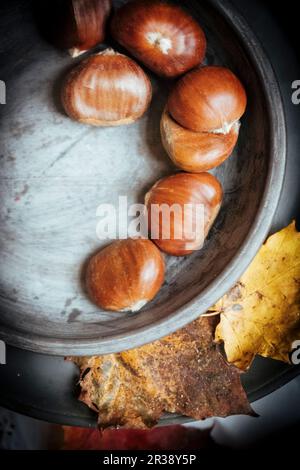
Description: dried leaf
xmin=71 ymin=317 xmax=252 ymax=429
xmin=215 ymin=221 xmax=300 ymax=370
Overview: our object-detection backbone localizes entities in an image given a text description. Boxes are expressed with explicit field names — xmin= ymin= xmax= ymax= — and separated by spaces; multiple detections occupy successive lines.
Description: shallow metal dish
xmin=0 ymin=0 xmax=286 ymax=355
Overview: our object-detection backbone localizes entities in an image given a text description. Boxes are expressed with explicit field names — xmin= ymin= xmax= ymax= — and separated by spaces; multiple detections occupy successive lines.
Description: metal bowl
xmin=0 ymin=0 xmax=286 ymax=355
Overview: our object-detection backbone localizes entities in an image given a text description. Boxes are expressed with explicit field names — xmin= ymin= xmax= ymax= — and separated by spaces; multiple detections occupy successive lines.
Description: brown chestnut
xmin=61 ymin=49 xmax=152 ymax=126
xmin=86 ymin=239 xmax=165 ymax=312
xmin=68 ymin=0 xmax=112 ymax=57
xmin=145 ymin=172 xmax=223 ymax=256
xmin=167 ymin=66 xmax=247 ymax=133
xmin=111 ymin=0 xmax=206 ymax=78
xmin=45 ymin=0 xmax=112 ymax=56
xmin=161 ymin=108 xmax=240 ymax=172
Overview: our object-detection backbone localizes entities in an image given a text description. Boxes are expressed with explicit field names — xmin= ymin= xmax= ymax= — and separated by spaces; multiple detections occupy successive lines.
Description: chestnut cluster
xmin=61 ymin=0 xmax=207 ymax=125
xmin=163 ymin=66 xmax=247 ymax=171
xmin=57 ymin=1 xmax=247 ymax=313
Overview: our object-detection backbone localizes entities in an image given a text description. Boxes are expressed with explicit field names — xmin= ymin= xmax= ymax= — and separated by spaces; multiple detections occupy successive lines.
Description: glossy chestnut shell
xmin=168 ymin=66 xmax=247 ymax=132
xmin=145 ymin=172 xmax=223 ymax=256
xmin=86 ymin=238 xmax=165 ymax=312
xmin=61 ymin=49 xmax=152 ymax=126
xmin=111 ymin=0 xmax=206 ymax=78
xmin=161 ymin=108 xmax=240 ymax=172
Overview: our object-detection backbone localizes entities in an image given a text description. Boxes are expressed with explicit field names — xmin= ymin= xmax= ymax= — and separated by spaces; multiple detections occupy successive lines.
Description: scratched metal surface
xmin=0 ymin=0 xmax=286 ymax=355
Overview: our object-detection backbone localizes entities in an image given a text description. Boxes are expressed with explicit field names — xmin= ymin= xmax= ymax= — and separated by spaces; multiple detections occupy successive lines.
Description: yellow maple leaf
xmin=214 ymin=221 xmax=300 ymax=370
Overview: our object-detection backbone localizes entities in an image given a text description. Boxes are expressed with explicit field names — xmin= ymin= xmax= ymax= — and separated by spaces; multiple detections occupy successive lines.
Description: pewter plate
xmin=0 ymin=0 xmax=286 ymax=355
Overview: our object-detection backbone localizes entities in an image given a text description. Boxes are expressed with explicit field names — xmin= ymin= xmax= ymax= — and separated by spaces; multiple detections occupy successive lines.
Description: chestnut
xmin=145 ymin=172 xmax=223 ymax=256
xmin=45 ymin=0 xmax=113 ymax=57
xmin=111 ymin=0 xmax=206 ymax=78
xmin=67 ymin=0 xmax=113 ymax=57
xmin=86 ymin=239 xmax=165 ymax=312
xmin=167 ymin=66 xmax=247 ymax=133
xmin=161 ymin=108 xmax=240 ymax=172
xmin=61 ymin=49 xmax=152 ymax=126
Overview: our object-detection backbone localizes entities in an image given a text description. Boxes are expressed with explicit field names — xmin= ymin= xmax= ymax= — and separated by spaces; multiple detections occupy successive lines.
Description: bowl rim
xmin=0 ymin=0 xmax=286 ymax=355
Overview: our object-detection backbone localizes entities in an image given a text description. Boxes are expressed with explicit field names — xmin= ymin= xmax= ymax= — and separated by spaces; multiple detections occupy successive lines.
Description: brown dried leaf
xmin=71 ymin=317 xmax=252 ymax=429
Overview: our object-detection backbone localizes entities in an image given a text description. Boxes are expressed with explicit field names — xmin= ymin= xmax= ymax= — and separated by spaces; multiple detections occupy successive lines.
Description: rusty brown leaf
xmin=70 ymin=317 xmax=251 ymax=429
